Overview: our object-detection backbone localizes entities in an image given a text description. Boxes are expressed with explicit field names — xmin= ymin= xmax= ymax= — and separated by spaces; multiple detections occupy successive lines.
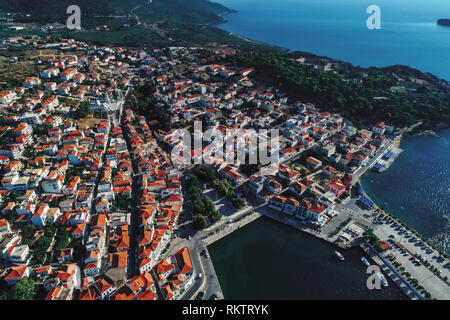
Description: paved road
xmin=119 ymin=86 xmax=141 ymax=278
xmin=351 ymin=136 xmax=396 ymax=186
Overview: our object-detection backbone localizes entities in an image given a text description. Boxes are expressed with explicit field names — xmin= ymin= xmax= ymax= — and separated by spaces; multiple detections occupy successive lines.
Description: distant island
xmin=437 ymin=19 xmax=450 ymax=27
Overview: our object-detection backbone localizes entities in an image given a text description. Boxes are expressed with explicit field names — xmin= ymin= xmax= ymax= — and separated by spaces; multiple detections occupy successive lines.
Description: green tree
xmin=11 ymin=277 xmax=36 ymax=300
xmin=193 ymin=214 xmax=208 ymax=229
xmin=74 ymin=101 xmax=92 ymax=119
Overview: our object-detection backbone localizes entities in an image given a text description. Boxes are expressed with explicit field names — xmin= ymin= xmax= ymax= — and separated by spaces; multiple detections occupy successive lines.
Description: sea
xmin=216 ymin=0 xmax=450 ymax=81
xmin=361 ymin=129 xmax=450 ymax=255
xmin=208 ymin=216 xmax=408 ymax=299
xmin=210 ymin=0 xmax=450 ymax=299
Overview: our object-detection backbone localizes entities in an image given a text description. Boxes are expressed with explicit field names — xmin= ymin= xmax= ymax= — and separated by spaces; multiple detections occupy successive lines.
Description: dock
xmin=203 ymin=210 xmax=262 ymax=246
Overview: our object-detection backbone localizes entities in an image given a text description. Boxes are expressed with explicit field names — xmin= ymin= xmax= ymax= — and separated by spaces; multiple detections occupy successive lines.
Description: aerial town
xmin=0 ymin=35 xmax=448 ymax=301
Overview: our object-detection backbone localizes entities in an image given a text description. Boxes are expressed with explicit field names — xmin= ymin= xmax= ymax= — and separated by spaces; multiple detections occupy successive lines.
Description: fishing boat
xmin=334 ymin=251 xmax=345 ymax=261
xmin=361 ymin=256 xmax=370 ymax=267
xmin=376 ymin=272 xmax=388 ymax=287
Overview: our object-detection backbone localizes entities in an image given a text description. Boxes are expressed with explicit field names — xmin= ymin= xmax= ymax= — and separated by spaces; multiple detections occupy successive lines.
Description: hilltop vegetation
xmin=205 ymin=51 xmax=450 ymax=128
xmin=135 ymin=0 xmax=235 ymax=24
xmin=0 ymin=0 xmax=233 ymax=25
xmin=0 ymin=0 xmax=275 ymax=51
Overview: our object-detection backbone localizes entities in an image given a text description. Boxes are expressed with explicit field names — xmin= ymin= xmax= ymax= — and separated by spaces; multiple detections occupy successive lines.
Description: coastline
xmin=204 ymin=128 xmax=450 ymax=299
xmin=204 ymin=3 xmax=450 ymax=298
xmin=212 ymin=2 xmax=450 ymax=84
xmin=360 ymin=129 xmax=450 ymax=254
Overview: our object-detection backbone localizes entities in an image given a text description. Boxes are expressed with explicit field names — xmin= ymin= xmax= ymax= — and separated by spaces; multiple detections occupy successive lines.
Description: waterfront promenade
xmin=166 ymin=123 xmax=448 ymax=300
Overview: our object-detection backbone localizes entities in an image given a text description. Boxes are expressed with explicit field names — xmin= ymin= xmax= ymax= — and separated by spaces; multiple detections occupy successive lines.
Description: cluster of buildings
xmin=0 ymin=37 xmax=195 ymax=300
xmin=134 ymin=47 xmax=395 ymax=228
xmin=0 ymin=33 xmax=396 ymax=299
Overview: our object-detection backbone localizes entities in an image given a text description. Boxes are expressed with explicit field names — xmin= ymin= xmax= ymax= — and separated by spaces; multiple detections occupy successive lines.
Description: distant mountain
xmin=0 ymin=0 xmax=234 ymax=25
xmin=135 ymin=0 xmax=235 ymax=24
xmin=0 ymin=0 xmax=275 ymax=52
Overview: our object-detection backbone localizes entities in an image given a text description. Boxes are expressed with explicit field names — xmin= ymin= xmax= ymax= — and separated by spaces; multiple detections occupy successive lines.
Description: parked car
xmin=208 ymin=293 xmax=218 ymax=300
xmin=195 ymin=291 xmax=205 ymax=300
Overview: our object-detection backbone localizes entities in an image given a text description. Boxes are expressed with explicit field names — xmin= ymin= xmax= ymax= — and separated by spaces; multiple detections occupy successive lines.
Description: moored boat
xmin=376 ymin=272 xmax=388 ymax=287
xmin=334 ymin=250 xmax=345 ymax=261
xmin=361 ymin=256 xmax=370 ymax=266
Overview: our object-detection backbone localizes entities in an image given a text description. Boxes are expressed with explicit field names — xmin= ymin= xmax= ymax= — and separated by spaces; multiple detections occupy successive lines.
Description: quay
xmin=361 ymin=242 xmax=424 ymax=300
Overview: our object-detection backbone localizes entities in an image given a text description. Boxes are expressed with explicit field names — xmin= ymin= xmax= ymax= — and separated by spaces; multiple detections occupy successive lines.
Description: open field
xmin=77 ymin=117 xmax=103 ymax=129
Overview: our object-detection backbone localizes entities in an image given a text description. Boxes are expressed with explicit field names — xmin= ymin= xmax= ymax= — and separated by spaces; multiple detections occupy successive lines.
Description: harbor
xmin=208 ymin=216 xmax=408 ymax=300
xmin=205 ymin=129 xmax=450 ymax=300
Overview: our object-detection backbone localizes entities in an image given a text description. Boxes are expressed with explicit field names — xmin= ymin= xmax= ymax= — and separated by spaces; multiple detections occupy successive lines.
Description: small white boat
xmin=334 ymin=250 xmax=345 ymax=261
xmin=361 ymin=256 xmax=370 ymax=267
xmin=376 ymin=272 xmax=388 ymax=287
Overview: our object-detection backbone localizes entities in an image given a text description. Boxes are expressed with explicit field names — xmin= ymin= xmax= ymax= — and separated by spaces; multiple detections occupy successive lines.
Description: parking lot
xmin=374 ymin=215 xmax=450 ymax=299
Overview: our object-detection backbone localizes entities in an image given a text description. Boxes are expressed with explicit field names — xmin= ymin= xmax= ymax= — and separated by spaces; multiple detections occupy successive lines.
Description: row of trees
xmin=194 ymin=164 xmax=247 ymax=209
xmin=31 ymin=224 xmax=57 ymax=265
xmin=211 ymin=178 xmax=246 ymax=209
xmin=111 ymin=194 xmax=133 ymax=212
xmin=363 ymin=229 xmax=383 ymax=252
xmin=187 ymin=173 xmax=222 ymax=229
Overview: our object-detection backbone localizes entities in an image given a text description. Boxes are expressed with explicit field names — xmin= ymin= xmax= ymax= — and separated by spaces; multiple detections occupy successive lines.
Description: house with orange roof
xmin=174 ymin=247 xmax=193 ymax=276
xmin=139 ymin=257 xmax=153 ymax=274
xmin=60 ymin=68 xmax=77 ymax=81
xmin=45 ymin=286 xmax=73 ymax=300
xmin=127 ymin=272 xmax=155 ymax=297
xmin=57 ymin=248 xmax=74 ymax=264
xmin=305 ymin=156 xmax=322 ymax=170
xmin=0 ymin=219 xmax=11 ymax=236
xmin=266 ymin=178 xmax=282 ymax=195
xmin=83 ymin=261 xmax=101 ymax=277
xmin=326 ymin=179 xmax=346 ymax=197
xmin=306 ymin=203 xmax=329 ymax=226
xmin=92 ymin=278 xmax=115 ymax=299
xmin=284 ymin=197 xmax=300 ymax=215
xmin=278 ymin=168 xmax=300 ymax=183
xmin=161 ymin=194 xmax=183 ymax=206
xmin=289 ymin=181 xmax=307 ymax=197
xmin=109 ymin=286 xmax=137 ymax=300
xmin=269 ymin=195 xmax=287 ymax=212
xmin=33 ymin=265 xmax=52 ymax=278
xmin=71 ymin=223 xmax=87 ymax=238
xmin=95 ymin=198 xmax=110 ymax=213
xmin=4 ymin=265 xmax=30 ymax=285
xmin=0 ymin=90 xmax=17 ymax=104
xmin=31 ymin=204 xmax=49 ymax=226
xmin=107 ymin=251 xmax=128 ymax=270
xmin=161 ymin=283 xmax=174 ymax=300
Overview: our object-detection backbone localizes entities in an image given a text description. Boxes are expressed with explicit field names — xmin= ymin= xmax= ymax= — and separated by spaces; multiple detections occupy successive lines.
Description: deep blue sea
xmin=209 ymin=1 xmax=450 ymax=298
xmin=216 ymin=0 xmax=450 ymax=81
xmin=362 ymin=129 xmax=450 ymax=255
xmin=209 ymin=217 xmax=408 ymax=299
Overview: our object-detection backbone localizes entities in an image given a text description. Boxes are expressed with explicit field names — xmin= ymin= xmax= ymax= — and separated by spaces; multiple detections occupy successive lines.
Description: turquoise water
xmin=362 ymin=129 xmax=450 ymax=255
xmin=216 ymin=0 xmax=450 ymax=80
xmin=209 ymin=217 xmax=408 ymax=299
